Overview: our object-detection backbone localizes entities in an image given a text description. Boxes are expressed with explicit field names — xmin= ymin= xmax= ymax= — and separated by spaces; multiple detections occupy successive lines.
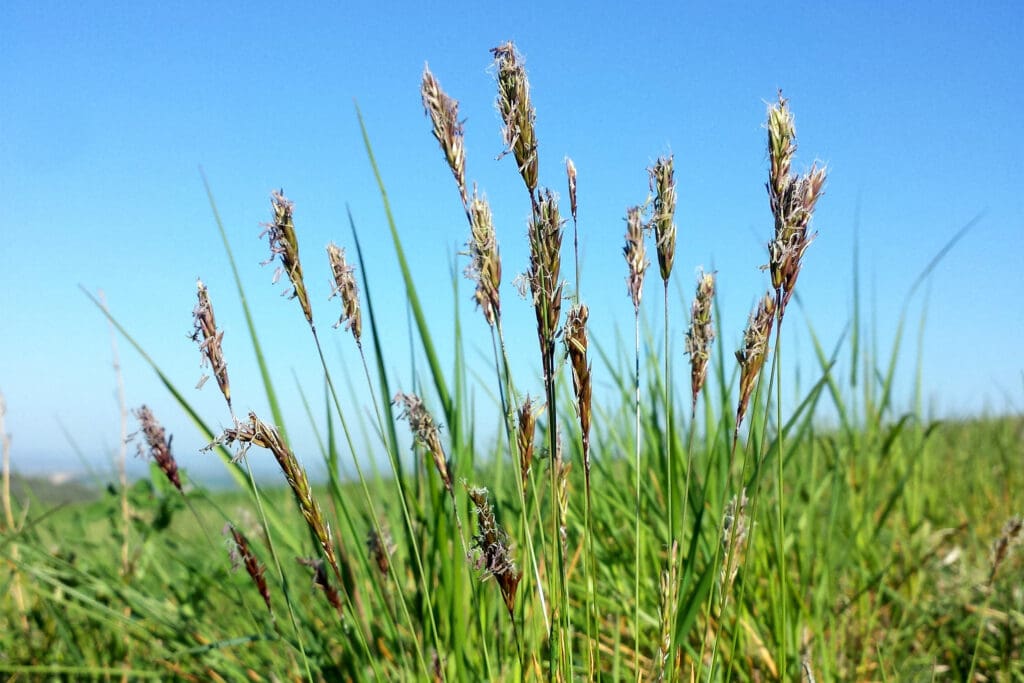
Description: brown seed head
xmin=133 ymin=405 xmax=182 ymax=492
xmin=735 ymin=292 xmax=776 ymax=430
xmin=367 ymin=523 xmax=396 ymax=578
xmin=649 ymin=155 xmax=677 ymax=282
xmin=527 ymin=189 xmax=564 ymax=350
xmin=261 ymin=190 xmax=313 ymax=326
xmin=565 ymin=157 xmax=578 ymax=223
xmin=684 ymin=270 xmax=717 ymax=412
xmin=327 ymin=242 xmax=362 ymax=343
xmin=191 ymin=278 xmax=231 ymax=410
xmin=421 ymin=65 xmax=468 ymax=206
xmin=393 ymin=392 xmax=452 ymax=494
xmin=297 ymin=556 xmax=344 ymax=614
xmin=563 ymin=304 xmax=592 ymax=471
xmin=516 ymin=396 xmax=539 ymax=491
xmin=225 ymin=523 xmax=272 ymax=614
xmin=213 ymin=412 xmax=339 ymax=577
xmin=624 ymin=205 xmax=648 ymax=312
xmin=466 ymin=486 xmax=522 ymax=622
xmin=990 ymin=515 xmax=1023 ymax=586
xmin=491 ymin=41 xmax=538 ymax=196
xmin=464 ymin=190 xmax=502 ymax=326
xmin=766 ymin=93 xmax=826 ymax=317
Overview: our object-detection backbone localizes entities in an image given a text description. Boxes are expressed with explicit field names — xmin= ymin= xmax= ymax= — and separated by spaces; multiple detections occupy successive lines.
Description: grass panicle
xmin=527 ymin=189 xmax=564 ymax=359
xmin=421 ymin=65 xmax=468 ymax=206
xmin=225 ymin=523 xmax=272 ymax=614
xmin=326 ymin=242 xmax=362 ymax=344
xmin=262 ymin=190 xmax=313 ymax=326
xmin=720 ymin=488 xmax=750 ymax=593
xmin=297 ymin=557 xmax=345 ymax=614
xmin=491 ymin=41 xmax=538 ymax=198
xmin=465 ymin=190 xmax=502 ymax=327
xmin=624 ymin=205 xmax=648 ymax=312
xmin=563 ymin=304 xmax=592 ymax=474
xmin=132 ymin=405 xmax=182 ymax=493
xmin=988 ymin=515 xmax=1022 ymax=586
xmin=516 ymin=396 xmax=538 ymax=492
xmin=466 ymin=486 xmax=522 ymax=624
xmin=191 ymin=278 xmax=232 ymax=412
xmin=393 ymin=392 xmax=453 ymax=496
xmin=367 ymin=523 xmax=396 ymax=578
xmin=735 ymin=291 xmax=776 ymax=433
xmin=649 ymin=155 xmax=677 ymax=283
xmin=685 ymin=270 xmax=717 ymax=415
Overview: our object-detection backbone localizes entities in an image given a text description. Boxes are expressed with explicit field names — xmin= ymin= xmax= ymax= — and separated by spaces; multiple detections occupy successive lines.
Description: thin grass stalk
xmin=0 ymin=391 xmax=29 ymax=634
xmin=99 ymin=290 xmax=132 ymax=581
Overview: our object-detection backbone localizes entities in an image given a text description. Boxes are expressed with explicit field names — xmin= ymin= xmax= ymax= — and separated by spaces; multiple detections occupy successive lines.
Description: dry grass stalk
xmin=527 ymin=189 xmax=564 ymax=372
xmin=367 ymin=523 xmax=396 ymax=578
xmin=132 ymin=405 xmax=182 ymax=493
xmin=464 ymin=189 xmax=502 ymax=326
xmin=213 ymin=412 xmax=340 ymax=582
xmin=421 ymin=65 xmax=468 ymax=206
xmin=491 ymin=41 xmax=538 ymax=198
xmin=393 ymin=392 xmax=453 ymax=495
xmin=563 ymin=304 xmax=592 ymax=474
xmin=191 ymin=279 xmax=232 ymax=411
xmin=516 ymin=396 xmax=539 ymax=492
xmin=720 ymin=488 xmax=750 ymax=593
xmin=326 ymin=242 xmax=362 ymax=344
xmin=766 ymin=93 xmax=826 ymax=319
xmin=684 ymin=270 xmax=717 ymax=414
xmin=735 ymin=292 xmax=776 ymax=431
xmin=653 ymin=541 xmax=680 ymax=682
xmin=649 ymin=156 xmax=677 ymax=282
xmin=624 ymin=205 xmax=648 ymax=311
xmin=225 ymin=523 xmax=272 ymax=614
xmin=466 ymin=486 xmax=522 ymax=622
xmin=297 ymin=557 xmax=345 ymax=614
xmin=261 ymin=190 xmax=313 ymax=326
xmin=989 ymin=516 xmax=1023 ymax=586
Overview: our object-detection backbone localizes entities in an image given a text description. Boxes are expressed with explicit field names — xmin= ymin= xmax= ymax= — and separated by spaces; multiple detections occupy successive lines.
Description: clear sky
xmin=2 ymin=2 xmax=1021 ymax=483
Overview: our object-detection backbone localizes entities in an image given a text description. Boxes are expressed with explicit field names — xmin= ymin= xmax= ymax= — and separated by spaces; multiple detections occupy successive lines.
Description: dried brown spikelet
xmin=766 ymin=93 xmax=826 ymax=317
xmin=624 ymin=205 xmax=648 ymax=311
xmin=516 ymin=396 xmax=539 ymax=491
xmin=464 ymin=190 xmax=502 ymax=326
xmin=684 ymin=271 xmax=717 ymax=412
xmin=565 ymin=157 xmax=578 ymax=223
xmin=367 ymin=523 xmax=396 ymax=577
xmin=132 ymin=405 xmax=182 ymax=492
xmin=191 ymin=279 xmax=231 ymax=410
xmin=649 ymin=156 xmax=677 ymax=282
xmin=491 ymin=41 xmax=538 ymax=197
xmin=421 ymin=65 xmax=468 ymax=206
xmin=989 ymin=515 xmax=1023 ymax=585
xmin=393 ymin=392 xmax=452 ymax=494
xmin=213 ymin=413 xmax=339 ymax=578
xmin=297 ymin=557 xmax=345 ymax=614
xmin=527 ymin=189 xmax=564 ymax=353
xmin=721 ymin=488 xmax=749 ymax=592
xmin=326 ymin=242 xmax=362 ymax=343
xmin=466 ymin=486 xmax=522 ymax=622
xmin=261 ymin=190 xmax=313 ymax=326
xmin=735 ymin=292 xmax=776 ymax=430
xmin=563 ymin=304 xmax=592 ymax=473
xmin=225 ymin=524 xmax=271 ymax=614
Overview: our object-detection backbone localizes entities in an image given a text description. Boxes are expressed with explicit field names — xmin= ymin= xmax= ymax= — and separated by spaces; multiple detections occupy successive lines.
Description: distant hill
xmin=5 ymin=471 xmax=99 ymax=508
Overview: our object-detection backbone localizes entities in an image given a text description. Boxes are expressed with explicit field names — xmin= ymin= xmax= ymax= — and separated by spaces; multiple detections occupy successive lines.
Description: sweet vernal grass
xmin=3 ymin=42 xmax=1019 ymax=683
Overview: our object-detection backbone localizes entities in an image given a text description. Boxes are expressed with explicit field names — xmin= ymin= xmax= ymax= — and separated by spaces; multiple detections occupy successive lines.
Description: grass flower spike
xmin=467 ymin=486 xmax=522 ymax=623
xmin=262 ymin=190 xmax=313 ymax=326
xmin=684 ymin=270 xmax=716 ymax=413
xmin=394 ymin=392 xmax=452 ymax=495
xmin=735 ymin=292 xmax=776 ymax=432
xmin=225 ymin=524 xmax=272 ymax=614
xmin=527 ymin=189 xmax=564 ymax=368
xmin=649 ymin=156 xmax=677 ymax=283
xmin=327 ymin=242 xmax=362 ymax=344
xmin=465 ymin=190 xmax=502 ymax=326
xmin=563 ymin=304 xmax=592 ymax=473
xmin=624 ymin=206 xmax=648 ymax=311
xmin=133 ymin=405 xmax=182 ymax=493
xmin=421 ymin=65 xmax=468 ymax=206
xmin=516 ymin=396 xmax=539 ymax=492
xmin=491 ymin=41 xmax=538 ymax=197
xmin=191 ymin=278 xmax=231 ymax=411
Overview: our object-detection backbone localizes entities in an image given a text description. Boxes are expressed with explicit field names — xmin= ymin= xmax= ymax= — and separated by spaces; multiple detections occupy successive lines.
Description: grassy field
xmin=2 ymin=43 xmax=1021 ymax=681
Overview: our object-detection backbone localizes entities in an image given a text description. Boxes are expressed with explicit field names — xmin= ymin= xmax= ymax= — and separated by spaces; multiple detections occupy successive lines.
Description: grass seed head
xmin=565 ymin=157 xmax=578 ymax=223
xmin=720 ymin=488 xmax=750 ymax=593
xmin=326 ymin=242 xmax=362 ymax=343
xmin=491 ymin=41 xmax=538 ymax=197
xmin=133 ymin=405 xmax=182 ymax=493
xmin=225 ymin=524 xmax=271 ymax=614
xmin=466 ymin=486 xmax=522 ymax=622
xmin=393 ymin=392 xmax=452 ymax=494
xmin=527 ymin=189 xmax=564 ymax=350
xmin=421 ymin=65 xmax=468 ymax=206
xmin=766 ymin=92 xmax=826 ymax=317
xmin=563 ymin=304 xmax=592 ymax=469
xmin=649 ymin=155 xmax=678 ymax=282
xmin=367 ymin=523 xmax=396 ymax=578
xmin=191 ymin=279 xmax=231 ymax=411
xmin=297 ymin=557 xmax=344 ymax=614
xmin=464 ymin=189 xmax=502 ymax=326
xmin=989 ymin=515 xmax=1023 ymax=586
xmin=516 ymin=396 xmax=540 ymax=491
xmin=261 ymin=190 xmax=313 ymax=326
xmin=735 ymin=292 xmax=776 ymax=430
xmin=685 ymin=270 xmax=717 ymax=412
xmin=624 ymin=205 xmax=648 ymax=312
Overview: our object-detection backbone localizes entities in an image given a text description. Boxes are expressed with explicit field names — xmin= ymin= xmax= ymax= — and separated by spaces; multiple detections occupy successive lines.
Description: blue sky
xmin=2 ymin=2 xmax=1021 ymax=483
